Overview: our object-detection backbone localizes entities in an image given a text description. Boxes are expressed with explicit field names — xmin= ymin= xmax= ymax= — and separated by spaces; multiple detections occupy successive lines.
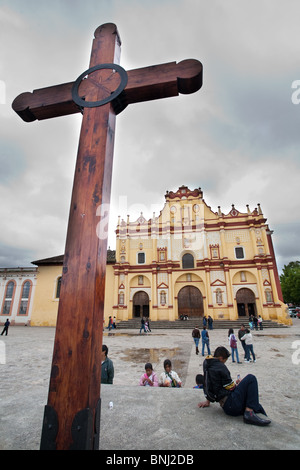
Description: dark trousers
xmin=245 ymin=344 xmax=256 ymax=361
xmin=223 ymin=374 xmax=266 ymax=416
xmin=240 ymin=341 xmax=246 ymax=358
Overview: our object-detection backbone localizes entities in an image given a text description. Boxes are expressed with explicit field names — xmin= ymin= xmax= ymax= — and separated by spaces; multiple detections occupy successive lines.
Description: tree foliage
xmin=280 ymin=261 xmax=300 ymax=305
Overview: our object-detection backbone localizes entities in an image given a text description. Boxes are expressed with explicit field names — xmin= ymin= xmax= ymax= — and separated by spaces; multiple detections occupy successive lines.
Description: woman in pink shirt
xmin=139 ymin=363 xmax=159 ymax=387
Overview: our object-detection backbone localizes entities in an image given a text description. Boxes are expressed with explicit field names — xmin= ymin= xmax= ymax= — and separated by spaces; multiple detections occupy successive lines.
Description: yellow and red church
xmin=0 ymin=186 xmax=290 ymax=326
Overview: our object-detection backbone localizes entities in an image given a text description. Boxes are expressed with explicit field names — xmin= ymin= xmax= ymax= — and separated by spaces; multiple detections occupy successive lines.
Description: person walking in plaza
xmin=258 ymin=315 xmax=263 ymax=330
xmin=192 ymin=325 xmax=201 ymax=355
xmin=228 ymin=328 xmax=241 ymax=363
xmin=146 ymin=318 xmax=151 ymax=332
xmin=238 ymin=324 xmax=247 ymax=360
xmin=201 ymin=326 xmax=211 ymax=356
xmin=1 ymin=318 xmax=10 ymax=336
xmin=241 ymin=328 xmax=256 ymax=363
xmin=208 ymin=315 xmax=213 ymax=330
xmin=139 ymin=316 xmax=147 ymax=334
xmin=197 ymin=346 xmax=271 ymax=426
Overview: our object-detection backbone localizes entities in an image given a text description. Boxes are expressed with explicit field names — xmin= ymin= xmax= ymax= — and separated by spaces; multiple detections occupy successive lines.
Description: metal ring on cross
xmin=71 ymin=63 xmax=128 ymax=108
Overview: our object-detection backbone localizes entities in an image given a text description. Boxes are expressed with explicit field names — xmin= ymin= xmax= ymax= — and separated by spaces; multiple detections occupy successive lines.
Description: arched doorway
xmin=236 ymin=288 xmax=257 ymax=317
xmin=178 ymin=286 xmax=203 ymax=318
xmin=133 ymin=291 xmax=149 ymax=318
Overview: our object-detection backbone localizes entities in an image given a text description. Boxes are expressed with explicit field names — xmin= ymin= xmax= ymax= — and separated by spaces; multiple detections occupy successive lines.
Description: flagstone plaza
xmin=0 ymin=321 xmax=300 ymax=450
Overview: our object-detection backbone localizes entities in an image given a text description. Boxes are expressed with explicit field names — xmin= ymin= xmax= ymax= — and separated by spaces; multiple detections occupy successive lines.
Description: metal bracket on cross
xmin=71 ymin=63 xmax=128 ymax=109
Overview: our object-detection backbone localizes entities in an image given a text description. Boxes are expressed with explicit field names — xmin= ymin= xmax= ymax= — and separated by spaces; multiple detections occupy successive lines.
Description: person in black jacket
xmin=1 ymin=319 xmax=10 ymax=336
xmin=192 ymin=326 xmax=201 ymax=355
xmin=198 ymin=346 xmax=271 ymax=426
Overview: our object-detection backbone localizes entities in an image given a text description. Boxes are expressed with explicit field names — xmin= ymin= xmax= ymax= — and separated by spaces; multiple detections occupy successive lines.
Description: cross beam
xmin=12 ymin=59 xmax=202 ymax=121
xmin=12 ymin=23 xmax=203 ymax=450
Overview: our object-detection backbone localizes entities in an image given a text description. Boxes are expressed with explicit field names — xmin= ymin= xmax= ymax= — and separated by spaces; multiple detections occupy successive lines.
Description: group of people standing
xmin=249 ymin=314 xmax=263 ymax=331
xmin=192 ymin=322 xmax=257 ymax=364
xmin=107 ymin=316 xmax=117 ymax=330
xmin=139 ymin=317 xmax=151 ymax=333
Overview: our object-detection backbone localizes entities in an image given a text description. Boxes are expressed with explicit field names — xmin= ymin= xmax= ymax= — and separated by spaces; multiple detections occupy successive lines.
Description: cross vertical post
xmin=40 ymin=23 xmax=120 ymax=450
xmin=12 ymin=23 xmax=203 ymax=450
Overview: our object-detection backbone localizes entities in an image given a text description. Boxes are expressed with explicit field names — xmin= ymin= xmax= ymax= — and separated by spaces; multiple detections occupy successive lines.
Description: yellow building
xmin=5 ymin=185 xmax=289 ymax=327
xmin=112 ymin=186 xmax=289 ymax=325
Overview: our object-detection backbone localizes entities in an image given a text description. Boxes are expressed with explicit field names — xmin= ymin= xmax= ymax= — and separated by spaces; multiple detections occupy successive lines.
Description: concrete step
xmin=115 ymin=318 xmax=288 ymax=329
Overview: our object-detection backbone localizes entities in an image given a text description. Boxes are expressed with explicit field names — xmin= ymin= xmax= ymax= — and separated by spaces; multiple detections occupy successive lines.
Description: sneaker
xmin=243 ymin=410 xmax=271 ymax=426
xmin=244 ymin=360 xmax=250 ymax=363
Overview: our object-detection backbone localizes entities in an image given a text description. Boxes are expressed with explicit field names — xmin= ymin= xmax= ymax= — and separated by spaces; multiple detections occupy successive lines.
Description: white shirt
xmin=241 ymin=332 xmax=253 ymax=345
xmin=159 ymin=370 xmax=182 ymax=387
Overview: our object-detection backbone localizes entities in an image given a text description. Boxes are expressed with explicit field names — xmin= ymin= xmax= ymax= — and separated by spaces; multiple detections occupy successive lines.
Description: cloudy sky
xmin=0 ymin=0 xmax=299 ymax=273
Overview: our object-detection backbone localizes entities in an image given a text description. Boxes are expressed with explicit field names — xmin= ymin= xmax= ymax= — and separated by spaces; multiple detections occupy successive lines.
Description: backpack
xmin=230 ymin=334 xmax=237 ymax=348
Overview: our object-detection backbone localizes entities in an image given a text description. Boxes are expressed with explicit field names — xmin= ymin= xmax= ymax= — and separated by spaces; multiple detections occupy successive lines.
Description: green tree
xmin=280 ymin=261 xmax=300 ymax=305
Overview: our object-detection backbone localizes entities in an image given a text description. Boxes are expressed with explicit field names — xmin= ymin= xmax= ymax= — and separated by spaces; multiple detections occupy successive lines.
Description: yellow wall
xmin=30 ymin=264 xmax=115 ymax=327
xmin=30 ymin=266 xmax=61 ymax=326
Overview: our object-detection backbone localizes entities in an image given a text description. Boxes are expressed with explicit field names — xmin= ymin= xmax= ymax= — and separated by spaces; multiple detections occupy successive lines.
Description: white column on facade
xmin=168 ymin=269 xmax=174 ymax=320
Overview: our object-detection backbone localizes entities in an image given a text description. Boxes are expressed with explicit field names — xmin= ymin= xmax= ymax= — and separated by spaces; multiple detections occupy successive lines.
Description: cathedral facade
xmin=112 ymin=186 xmax=288 ymax=325
xmin=0 ymin=186 xmax=290 ymax=327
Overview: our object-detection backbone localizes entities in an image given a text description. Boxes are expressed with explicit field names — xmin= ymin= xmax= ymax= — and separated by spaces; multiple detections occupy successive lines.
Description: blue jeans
xmin=202 ymin=340 xmax=211 ymax=356
xmin=240 ymin=341 xmax=246 ymax=359
xmin=245 ymin=344 xmax=256 ymax=361
xmin=223 ymin=374 xmax=266 ymax=416
xmin=231 ymin=347 xmax=240 ymax=362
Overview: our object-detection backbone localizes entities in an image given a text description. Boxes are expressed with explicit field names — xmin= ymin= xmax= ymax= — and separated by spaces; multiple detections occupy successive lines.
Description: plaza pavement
xmin=0 ymin=321 xmax=300 ymax=451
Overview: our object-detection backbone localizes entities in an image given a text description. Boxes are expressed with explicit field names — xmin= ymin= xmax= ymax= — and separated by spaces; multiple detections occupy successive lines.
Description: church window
xmin=18 ymin=281 xmax=31 ymax=315
xmin=182 ymin=253 xmax=194 ymax=269
xmin=137 ymin=252 xmax=145 ymax=264
xmin=56 ymin=277 xmax=62 ymax=298
xmin=235 ymin=247 xmax=245 ymax=259
xmin=1 ymin=281 xmax=15 ymax=315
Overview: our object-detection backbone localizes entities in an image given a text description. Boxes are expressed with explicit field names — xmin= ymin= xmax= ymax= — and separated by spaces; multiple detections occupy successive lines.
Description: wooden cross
xmin=12 ymin=23 xmax=202 ymax=450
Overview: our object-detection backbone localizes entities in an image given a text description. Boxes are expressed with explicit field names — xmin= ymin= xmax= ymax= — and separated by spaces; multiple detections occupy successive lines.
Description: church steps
xmin=115 ymin=318 xmax=288 ymax=330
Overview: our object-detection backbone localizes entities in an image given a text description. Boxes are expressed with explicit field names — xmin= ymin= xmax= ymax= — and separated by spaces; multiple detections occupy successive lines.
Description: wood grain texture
xmin=12 ymin=22 xmax=203 ymax=449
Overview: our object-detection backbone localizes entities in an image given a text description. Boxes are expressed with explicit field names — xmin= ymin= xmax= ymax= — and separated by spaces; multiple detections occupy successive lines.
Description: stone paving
xmin=0 ymin=321 xmax=300 ymax=450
